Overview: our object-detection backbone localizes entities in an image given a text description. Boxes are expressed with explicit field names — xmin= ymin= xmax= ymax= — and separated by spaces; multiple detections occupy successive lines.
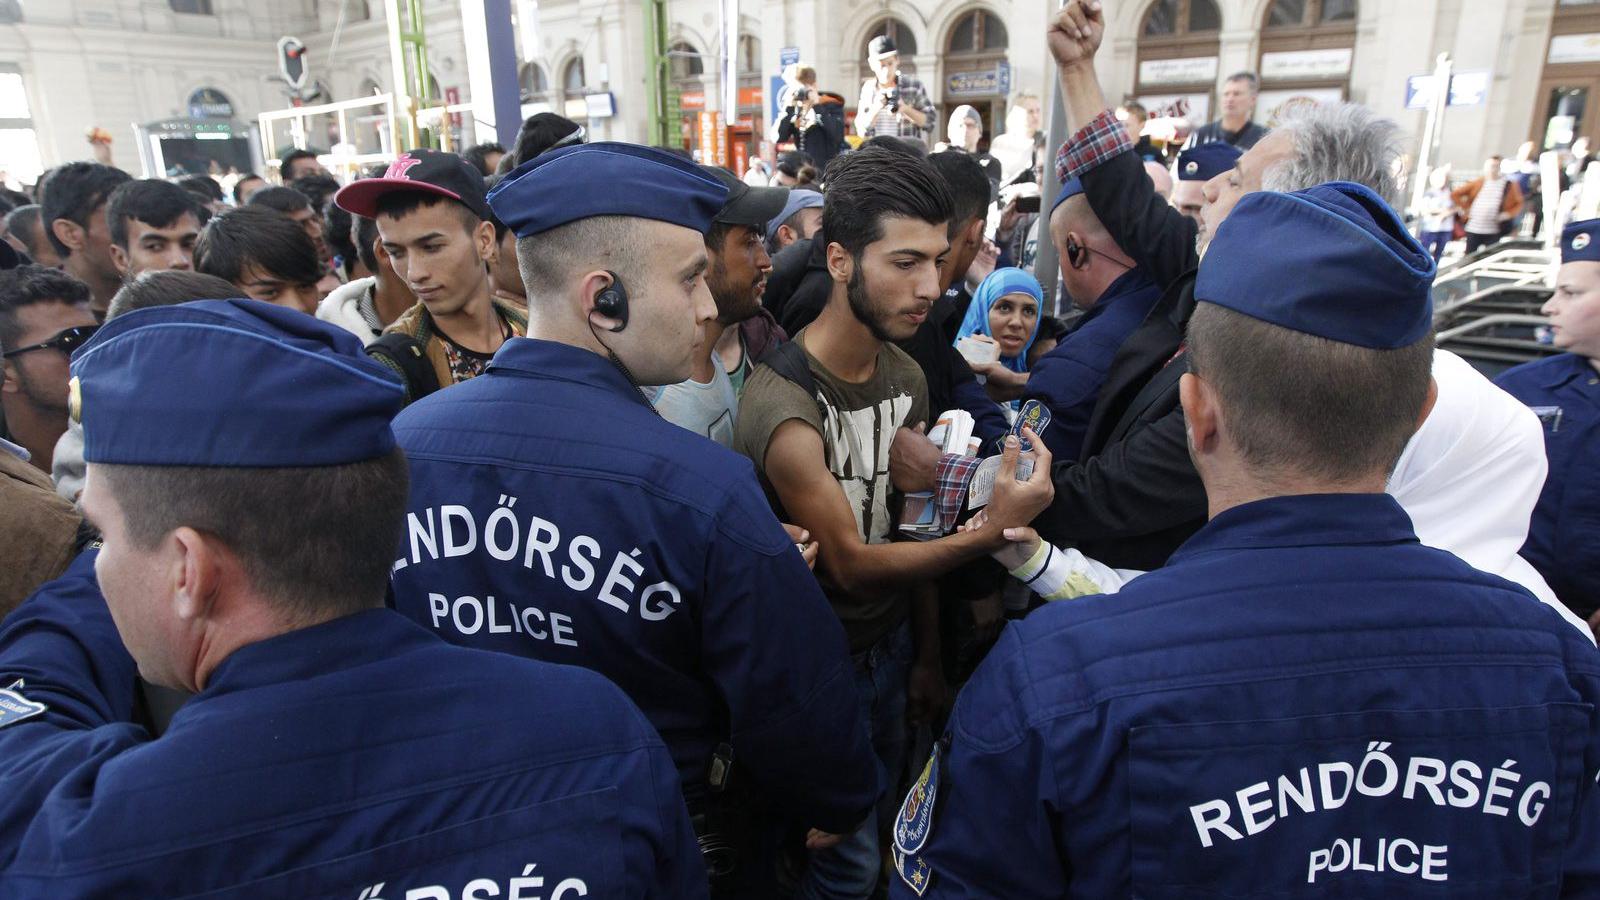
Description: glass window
xmin=169 ymin=0 xmax=213 ymax=14
xmin=1267 ymin=0 xmax=1307 ymax=27
xmin=1319 ymin=0 xmax=1357 ymax=22
xmin=949 ymin=14 xmax=977 ymax=53
xmin=1143 ymin=0 xmax=1178 ymax=36
xmin=1189 ymin=0 xmax=1222 ymax=31
xmin=1544 ymin=86 xmax=1590 ymax=150
xmin=982 ymin=13 xmax=1009 ymax=50
xmin=0 ymin=72 xmax=31 ymax=120
xmin=519 ymin=63 xmax=548 ymax=100
xmin=669 ymin=41 xmax=704 ymax=79
xmin=564 ymin=58 xmax=586 ymax=94
xmin=864 ymin=19 xmax=917 ymax=58
xmin=0 ymin=0 xmax=21 ymax=25
xmin=739 ymin=34 xmax=761 ymax=75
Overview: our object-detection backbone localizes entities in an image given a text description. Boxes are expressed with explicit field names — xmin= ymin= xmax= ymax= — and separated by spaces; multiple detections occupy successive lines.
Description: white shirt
xmin=1388 ymin=349 xmax=1591 ymax=640
xmin=645 ymin=362 xmax=739 ymax=448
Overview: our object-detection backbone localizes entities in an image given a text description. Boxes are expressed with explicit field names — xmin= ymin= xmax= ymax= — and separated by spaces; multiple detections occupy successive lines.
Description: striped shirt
xmin=1466 ymin=178 xmax=1508 ymax=235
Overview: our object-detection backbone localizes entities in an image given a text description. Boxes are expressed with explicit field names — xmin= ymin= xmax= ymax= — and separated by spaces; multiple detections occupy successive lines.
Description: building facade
xmin=0 ymin=0 xmax=1593 ymax=182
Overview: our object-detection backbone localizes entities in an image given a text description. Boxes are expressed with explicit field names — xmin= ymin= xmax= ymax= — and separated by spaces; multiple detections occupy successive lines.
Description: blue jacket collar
xmin=199 ymin=608 xmax=429 ymax=698
xmin=1080 ymin=267 xmax=1160 ymax=324
xmin=1532 ymin=352 xmax=1600 ymax=392
xmin=1170 ymin=493 xmax=1419 ymax=562
xmin=486 ymin=337 xmax=655 ymax=409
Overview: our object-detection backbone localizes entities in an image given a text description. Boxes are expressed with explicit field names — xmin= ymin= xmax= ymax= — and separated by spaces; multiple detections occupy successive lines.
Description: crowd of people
xmin=0 ymin=0 xmax=1596 ymax=896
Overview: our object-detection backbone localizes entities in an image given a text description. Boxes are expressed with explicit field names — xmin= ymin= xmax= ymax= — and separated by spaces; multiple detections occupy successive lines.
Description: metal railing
xmin=1433 ymin=279 xmax=1549 ymax=320
xmin=257 ymin=94 xmax=402 ymax=180
xmin=1436 ymin=313 xmax=1549 ymax=343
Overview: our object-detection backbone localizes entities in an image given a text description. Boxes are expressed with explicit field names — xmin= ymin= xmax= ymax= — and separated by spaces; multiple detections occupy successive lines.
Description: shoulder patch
xmin=893 ymin=847 xmax=934 ymax=896
xmin=0 ymin=680 xmax=47 ymax=729
xmin=895 ymin=740 xmax=942 ymax=855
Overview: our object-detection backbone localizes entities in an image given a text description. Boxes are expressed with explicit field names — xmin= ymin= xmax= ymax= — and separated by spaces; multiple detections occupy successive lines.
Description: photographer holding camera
xmin=774 ymin=64 xmax=847 ymax=172
xmin=855 ymin=36 xmax=935 ymax=148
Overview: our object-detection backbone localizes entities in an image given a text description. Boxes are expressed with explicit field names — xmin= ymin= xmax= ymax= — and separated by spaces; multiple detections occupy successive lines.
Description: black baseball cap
xmin=699 ymin=166 xmax=789 ymax=229
xmin=334 ymin=148 xmax=492 ymax=221
xmin=868 ymin=36 xmax=897 ymax=59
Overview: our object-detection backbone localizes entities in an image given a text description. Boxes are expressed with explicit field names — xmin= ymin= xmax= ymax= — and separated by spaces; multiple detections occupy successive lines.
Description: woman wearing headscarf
xmin=953 ymin=267 xmax=1042 ymax=415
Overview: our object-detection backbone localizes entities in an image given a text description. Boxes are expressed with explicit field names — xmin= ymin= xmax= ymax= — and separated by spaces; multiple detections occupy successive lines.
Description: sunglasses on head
xmin=3 ymin=325 xmax=99 ymax=359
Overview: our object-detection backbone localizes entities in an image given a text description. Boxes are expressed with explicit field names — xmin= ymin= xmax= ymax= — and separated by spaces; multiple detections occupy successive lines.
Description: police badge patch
xmin=0 ymin=680 xmax=47 ymax=729
xmin=894 ymin=846 xmax=934 ymax=896
xmin=1574 ymin=233 xmax=1591 ymax=251
xmin=1184 ymin=161 xmax=1199 ymax=176
xmin=896 ymin=741 xmax=941 ymax=855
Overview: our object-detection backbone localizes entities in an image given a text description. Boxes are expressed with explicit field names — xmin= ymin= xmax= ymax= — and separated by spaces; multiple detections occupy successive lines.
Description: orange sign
xmin=698 ymin=111 xmax=726 ymax=166
xmin=737 ymin=86 xmax=764 ymax=108
xmin=680 ymin=91 xmax=705 ymax=111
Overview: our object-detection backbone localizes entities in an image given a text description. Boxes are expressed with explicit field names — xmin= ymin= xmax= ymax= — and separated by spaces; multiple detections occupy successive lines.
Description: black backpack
xmin=365 ymin=333 xmax=439 ymax=405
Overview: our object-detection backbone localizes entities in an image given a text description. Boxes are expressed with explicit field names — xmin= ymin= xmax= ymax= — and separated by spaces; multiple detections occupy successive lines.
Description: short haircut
xmin=462 ymin=142 xmax=506 ymax=176
xmin=176 ymin=174 xmax=224 ymax=203
xmin=0 ymin=189 xmax=30 ymax=211
xmin=861 ymin=135 xmax=928 ymax=159
xmin=354 ymin=214 xmax=380 ymax=274
xmin=822 ymin=144 xmax=955 ymax=259
xmin=373 ymin=190 xmax=479 ymax=233
xmin=483 ymin=173 xmax=511 ymax=242
xmin=106 ymin=179 xmax=209 ymax=248
xmin=324 ymin=200 xmax=357 ymax=277
xmin=1225 ymin=71 xmax=1259 ymax=92
xmin=1120 ymin=100 xmax=1148 ymax=119
xmin=0 ymin=264 xmax=92 ymax=352
xmin=1260 ymin=102 xmax=1403 ymax=206
xmin=777 ymin=151 xmax=816 ymax=181
xmin=95 ymin=448 xmax=409 ymax=620
xmin=233 ymin=174 xmax=264 ymax=204
xmin=194 ymin=206 xmax=322 ymax=286
xmin=511 ymin=113 xmax=582 ymax=167
xmin=40 ymin=162 xmax=132 ymax=258
xmin=517 ymin=215 xmax=640 ymax=301
xmin=106 ymin=270 xmax=241 ymax=320
xmin=279 ymin=148 xmax=320 ymax=180
xmin=1186 ymin=303 xmax=1433 ymax=483
xmin=4 ymin=205 xmax=47 ymax=258
xmin=289 ymin=174 xmax=341 ymax=215
xmin=929 ymin=150 xmax=991 ymax=225
xmin=248 ymin=185 xmax=313 ymax=215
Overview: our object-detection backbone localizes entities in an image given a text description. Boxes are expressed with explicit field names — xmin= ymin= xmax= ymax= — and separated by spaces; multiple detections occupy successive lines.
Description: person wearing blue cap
xmin=768 ymin=186 xmax=825 ymax=255
xmin=386 ymin=142 xmax=879 ymax=896
xmin=889 ymin=183 xmax=1600 ymax=898
xmin=0 ymin=299 xmax=704 ymax=895
xmin=1014 ymin=178 xmax=1160 ymax=461
xmin=1495 ymin=218 xmax=1600 ymax=625
xmin=1170 ymin=141 xmax=1242 ymax=227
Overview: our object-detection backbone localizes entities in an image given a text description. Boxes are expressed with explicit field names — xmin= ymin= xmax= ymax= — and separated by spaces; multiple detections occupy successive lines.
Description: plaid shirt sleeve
xmin=935 ymin=452 xmax=984 ymax=531
xmin=1054 ymin=107 xmax=1134 ymax=184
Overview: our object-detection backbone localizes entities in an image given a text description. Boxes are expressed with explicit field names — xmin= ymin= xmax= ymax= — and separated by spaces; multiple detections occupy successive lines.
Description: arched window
xmin=738 ymin=34 xmax=761 ymax=76
xmin=1256 ymin=0 xmax=1355 ymax=124
xmin=669 ymin=41 xmax=705 ymax=80
xmin=859 ymin=18 xmax=918 ymax=79
xmin=564 ymin=58 xmax=586 ymax=94
xmin=519 ymin=63 xmax=549 ymax=103
xmin=946 ymin=9 xmax=1007 ymax=56
xmin=1134 ymin=0 xmax=1222 ymax=124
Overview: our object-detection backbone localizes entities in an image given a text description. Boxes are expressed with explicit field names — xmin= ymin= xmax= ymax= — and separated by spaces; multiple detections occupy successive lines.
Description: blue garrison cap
xmin=69 ymin=299 xmax=404 ymax=466
xmin=1562 ymin=218 xmax=1600 ymax=263
xmin=1177 ymin=142 xmax=1242 ymax=182
xmin=1051 ymin=177 xmax=1084 ymax=213
xmin=487 ymin=141 xmax=729 ymax=238
xmin=1196 ymin=181 xmax=1436 ymax=349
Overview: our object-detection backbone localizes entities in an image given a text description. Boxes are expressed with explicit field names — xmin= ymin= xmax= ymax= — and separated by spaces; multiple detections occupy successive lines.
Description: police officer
xmin=0 ymin=300 xmax=703 ymax=896
xmin=386 ymin=143 xmax=878 ymax=894
xmin=1495 ymin=218 xmax=1600 ymax=623
xmin=889 ymin=183 xmax=1600 ymax=897
xmin=1170 ymin=141 xmax=1241 ymax=227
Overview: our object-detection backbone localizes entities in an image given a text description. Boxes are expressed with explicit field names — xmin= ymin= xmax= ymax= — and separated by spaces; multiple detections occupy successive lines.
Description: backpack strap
xmin=757 ymin=340 xmax=822 ymax=413
xmin=366 ymin=332 xmax=441 ymax=405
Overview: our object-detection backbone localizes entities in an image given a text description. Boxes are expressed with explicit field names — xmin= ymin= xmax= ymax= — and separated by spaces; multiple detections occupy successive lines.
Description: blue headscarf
xmin=954 ymin=268 xmax=1044 ymax=373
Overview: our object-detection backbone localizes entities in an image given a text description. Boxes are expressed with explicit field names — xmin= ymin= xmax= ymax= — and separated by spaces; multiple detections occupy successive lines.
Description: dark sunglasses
xmin=3 ymin=325 xmax=99 ymax=359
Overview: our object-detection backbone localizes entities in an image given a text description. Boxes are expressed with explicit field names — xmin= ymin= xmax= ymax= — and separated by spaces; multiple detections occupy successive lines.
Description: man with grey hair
xmin=980 ymin=0 xmax=1576 ymax=623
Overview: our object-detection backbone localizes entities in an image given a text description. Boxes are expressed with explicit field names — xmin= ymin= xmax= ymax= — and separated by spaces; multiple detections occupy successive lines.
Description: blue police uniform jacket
xmin=1023 ymin=268 xmax=1163 ymax=462
xmin=0 ymin=549 xmax=706 ymax=898
xmin=1495 ymin=353 xmax=1600 ymax=618
xmin=889 ymin=494 xmax=1600 ymax=899
xmin=389 ymin=337 xmax=878 ymax=830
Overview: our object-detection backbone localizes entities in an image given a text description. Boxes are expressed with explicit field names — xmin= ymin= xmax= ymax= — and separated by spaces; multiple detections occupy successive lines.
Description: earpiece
xmin=593 ymin=269 xmax=629 ymax=333
xmin=1066 ymin=239 xmax=1085 ymax=268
